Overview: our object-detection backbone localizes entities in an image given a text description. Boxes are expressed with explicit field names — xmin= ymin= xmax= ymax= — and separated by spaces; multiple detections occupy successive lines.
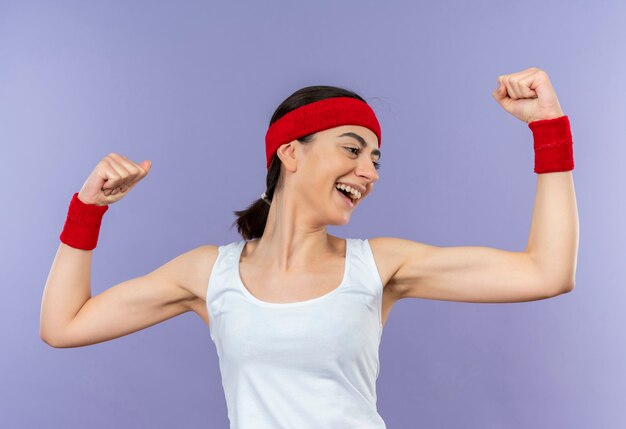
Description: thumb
xmin=492 ymin=83 xmax=512 ymax=109
xmin=141 ymin=160 xmax=152 ymax=172
xmin=492 ymin=83 xmax=507 ymax=102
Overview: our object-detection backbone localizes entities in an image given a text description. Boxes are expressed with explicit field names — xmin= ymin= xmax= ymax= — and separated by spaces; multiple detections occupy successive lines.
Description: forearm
xmin=40 ymin=243 xmax=93 ymax=344
xmin=525 ymin=171 xmax=579 ymax=290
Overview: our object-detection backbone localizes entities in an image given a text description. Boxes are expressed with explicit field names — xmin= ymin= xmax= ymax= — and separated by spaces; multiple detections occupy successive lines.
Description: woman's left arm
xmin=378 ymin=169 xmax=578 ymax=303
xmin=525 ymin=171 xmax=578 ymax=289
xmin=493 ymin=67 xmax=579 ymax=289
xmin=379 ymin=68 xmax=578 ymax=303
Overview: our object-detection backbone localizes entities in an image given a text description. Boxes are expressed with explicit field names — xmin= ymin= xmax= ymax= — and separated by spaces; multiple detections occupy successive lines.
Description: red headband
xmin=264 ymin=96 xmax=382 ymax=169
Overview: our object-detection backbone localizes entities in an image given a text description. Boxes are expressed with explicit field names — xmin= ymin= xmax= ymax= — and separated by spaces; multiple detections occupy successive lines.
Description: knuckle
xmin=102 ymin=158 xmax=115 ymax=170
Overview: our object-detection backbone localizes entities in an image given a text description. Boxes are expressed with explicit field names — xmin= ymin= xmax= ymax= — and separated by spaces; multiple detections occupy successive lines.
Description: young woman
xmin=40 ymin=67 xmax=578 ymax=428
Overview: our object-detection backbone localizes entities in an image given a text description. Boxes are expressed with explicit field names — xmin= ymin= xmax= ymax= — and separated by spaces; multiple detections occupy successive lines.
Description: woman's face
xmin=280 ymin=124 xmax=381 ymax=226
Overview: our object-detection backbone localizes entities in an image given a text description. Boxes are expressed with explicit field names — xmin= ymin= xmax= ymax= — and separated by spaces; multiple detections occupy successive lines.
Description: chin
xmin=327 ymin=214 xmax=351 ymax=227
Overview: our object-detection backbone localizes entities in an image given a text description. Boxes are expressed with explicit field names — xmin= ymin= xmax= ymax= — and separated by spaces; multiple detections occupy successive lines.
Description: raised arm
xmin=373 ymin=68 xmax=578 ymax=304
xmin=40 ymin=153 xmax=204 ymax=347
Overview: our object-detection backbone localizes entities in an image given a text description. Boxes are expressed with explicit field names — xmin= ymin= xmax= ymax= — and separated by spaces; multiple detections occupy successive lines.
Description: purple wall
xmin=1 ymin=0 xmax=622 ymax=427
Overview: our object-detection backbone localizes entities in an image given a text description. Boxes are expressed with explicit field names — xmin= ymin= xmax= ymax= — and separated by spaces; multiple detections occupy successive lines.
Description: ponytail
xmin=231 ymin=154 xmax=281 ymax=240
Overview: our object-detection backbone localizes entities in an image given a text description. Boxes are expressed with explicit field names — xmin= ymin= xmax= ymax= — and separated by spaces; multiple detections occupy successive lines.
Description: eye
xmin=344 ymin=147 xmax=382 ymax=171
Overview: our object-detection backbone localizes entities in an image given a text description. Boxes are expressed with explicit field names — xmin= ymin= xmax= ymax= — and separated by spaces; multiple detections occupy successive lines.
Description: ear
xmin=276 ymin=141 xmax=298 ymax=172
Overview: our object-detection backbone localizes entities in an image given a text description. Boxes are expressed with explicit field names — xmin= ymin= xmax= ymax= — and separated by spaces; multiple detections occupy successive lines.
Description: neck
xmin=252 ymin=191 xmax=336 ymax=273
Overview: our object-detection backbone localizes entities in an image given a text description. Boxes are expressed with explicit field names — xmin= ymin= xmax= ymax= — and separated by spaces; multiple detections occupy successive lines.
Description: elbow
xmin=551 ymin=280 xmax=575 ymax=296
xmin=39 ymin=328 xmax=66 ymax=348
xmin=41 ymin=336 xmax=72 ymax=348
xmin=562 ymin=281 xmax=575 ymax=294
xmin=40 ymin=334 xmax=60 ymax=348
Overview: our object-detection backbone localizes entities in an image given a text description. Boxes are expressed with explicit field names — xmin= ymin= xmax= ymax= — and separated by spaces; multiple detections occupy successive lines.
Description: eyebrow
xmin=337 ymin=132 xmax=381 ymax=159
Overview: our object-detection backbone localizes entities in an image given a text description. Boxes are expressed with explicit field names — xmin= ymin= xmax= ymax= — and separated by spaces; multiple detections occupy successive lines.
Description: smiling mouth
xmin=336 ymin=187 xmax=355 ymax=207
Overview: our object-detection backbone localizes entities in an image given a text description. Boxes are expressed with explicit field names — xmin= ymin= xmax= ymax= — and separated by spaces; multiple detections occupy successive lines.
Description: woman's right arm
xmin=40 ymin=242 xmax=207 ymax=348
xmin=40 ymin=152 xmax=204 ymax=348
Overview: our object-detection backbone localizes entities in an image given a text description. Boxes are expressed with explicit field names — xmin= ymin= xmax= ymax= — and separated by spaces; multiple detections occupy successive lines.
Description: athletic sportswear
xmin=205 ymin=238 xmax=386 ymax=428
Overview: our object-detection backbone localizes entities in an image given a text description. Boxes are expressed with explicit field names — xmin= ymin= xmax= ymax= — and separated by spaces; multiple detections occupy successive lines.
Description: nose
xmin=356 ymin=157 xmax=380 ymax=183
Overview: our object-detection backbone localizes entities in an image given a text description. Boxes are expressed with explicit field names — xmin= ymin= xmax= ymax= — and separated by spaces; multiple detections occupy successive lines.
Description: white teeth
xmin=335 ymin=183 xmax=361 ymax=200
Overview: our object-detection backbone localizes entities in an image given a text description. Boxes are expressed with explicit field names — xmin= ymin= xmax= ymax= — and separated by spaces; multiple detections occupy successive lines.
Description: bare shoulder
xmin=367 ymin=236 xmax=429 ymax=292
xmin=164 ymin=244 xmax=219 ymax=325
xmin=175 ymin=244 xmax=219 ymax=299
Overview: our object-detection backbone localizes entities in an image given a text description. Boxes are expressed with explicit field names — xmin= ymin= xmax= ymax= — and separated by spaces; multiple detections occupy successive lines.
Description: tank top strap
xmin=348 ymin=238 xmax=385 ymax=298
xmin=205 ymin=240 xmax=243 ymax=332
xmin=207 ymin=240 xmax=241 ymax=294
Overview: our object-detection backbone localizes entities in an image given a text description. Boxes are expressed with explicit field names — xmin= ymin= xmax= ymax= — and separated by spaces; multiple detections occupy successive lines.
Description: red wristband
xmin=528 ymin=115 xmax=575 ymax=174
xmin=59 ymin=192 xmax=109 ymax=250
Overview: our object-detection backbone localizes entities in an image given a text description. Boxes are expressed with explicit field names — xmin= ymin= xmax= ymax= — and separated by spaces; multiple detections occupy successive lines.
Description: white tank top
xmin=206 ymin=237 xmax=386 ymax=429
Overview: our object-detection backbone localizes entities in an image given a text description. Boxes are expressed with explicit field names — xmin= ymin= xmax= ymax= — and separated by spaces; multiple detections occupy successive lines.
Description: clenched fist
xmin=77 ymin=153 xmax=151 ymax=206
xmin=492 ymin=67 xmax=565 ymax=124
